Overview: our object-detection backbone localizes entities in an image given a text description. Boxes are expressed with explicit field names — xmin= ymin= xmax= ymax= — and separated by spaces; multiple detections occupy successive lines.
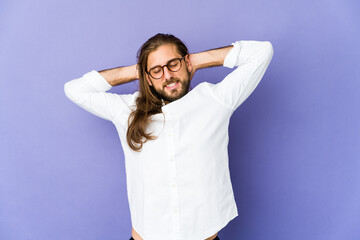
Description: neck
xmin=161 ymin=99 xmax=170 ymax=105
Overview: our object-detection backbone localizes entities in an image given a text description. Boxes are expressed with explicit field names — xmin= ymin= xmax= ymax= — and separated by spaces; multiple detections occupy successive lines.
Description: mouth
xmin=165 ymin=81 xmax=180 ymax=90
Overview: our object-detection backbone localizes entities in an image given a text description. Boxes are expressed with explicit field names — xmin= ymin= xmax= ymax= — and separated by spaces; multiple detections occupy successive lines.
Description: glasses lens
xmin=149 ymin=67 xmax=163 ymax=79
xmin=148 ymin=57 xmax=183 ymax=79
xmin=167 ymin=58 xmax=181 ymax=72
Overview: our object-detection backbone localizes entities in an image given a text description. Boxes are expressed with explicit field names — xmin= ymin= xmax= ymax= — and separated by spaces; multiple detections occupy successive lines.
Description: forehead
xmin=147 ymin=44 xmax=181 ymax=69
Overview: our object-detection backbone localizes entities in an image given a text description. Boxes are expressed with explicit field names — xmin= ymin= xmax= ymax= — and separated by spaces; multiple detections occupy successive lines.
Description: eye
xmin=168 ymin=59 xmax=179 ymax=67
xmin=151 ymin=67 xmax=162 ymax=74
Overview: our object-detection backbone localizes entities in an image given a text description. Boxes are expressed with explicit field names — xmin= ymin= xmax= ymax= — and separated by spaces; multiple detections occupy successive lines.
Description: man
xmin=64 ymin=33 xmax=273 ymax=240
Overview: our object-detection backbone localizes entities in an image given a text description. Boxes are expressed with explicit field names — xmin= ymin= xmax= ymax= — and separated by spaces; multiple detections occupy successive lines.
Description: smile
xmin=165 ymin=81 xmax=179 ymax=90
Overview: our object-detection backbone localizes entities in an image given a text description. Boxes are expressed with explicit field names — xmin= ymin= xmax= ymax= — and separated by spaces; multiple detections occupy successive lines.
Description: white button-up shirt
xmin=64 ymin=40 xmax=273 ymax=240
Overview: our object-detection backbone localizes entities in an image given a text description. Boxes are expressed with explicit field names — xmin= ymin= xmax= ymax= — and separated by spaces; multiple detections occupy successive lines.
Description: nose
xmin=162 ymin=65 xmax=172 ymax=81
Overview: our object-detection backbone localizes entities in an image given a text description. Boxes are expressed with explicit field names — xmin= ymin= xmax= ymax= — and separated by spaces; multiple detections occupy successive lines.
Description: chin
xmin=156 ymin=79 xmax=191 ymax=102
xmin=162 ymin=84 xmax=189 ymax=101
xmin=167 ymin=89 xmax=189 ymax=102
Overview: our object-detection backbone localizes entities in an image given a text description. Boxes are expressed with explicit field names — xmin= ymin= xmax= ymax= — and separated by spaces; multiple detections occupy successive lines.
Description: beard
xmin=150 ymin=72 xmax=191 ymax=103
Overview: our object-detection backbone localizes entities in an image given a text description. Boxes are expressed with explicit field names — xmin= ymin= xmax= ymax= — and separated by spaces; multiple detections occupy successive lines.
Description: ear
xmin=185 ymin=54 xmax=195 ymax=80
xmin=146 ymin=74 xmax=153 ymax=86
xmin=185 ymin=54 xmax=193 ymax=74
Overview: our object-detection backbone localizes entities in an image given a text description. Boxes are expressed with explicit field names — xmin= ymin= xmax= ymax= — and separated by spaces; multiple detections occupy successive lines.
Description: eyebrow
xmin=148 ymin=56 xmax=181 ymax=70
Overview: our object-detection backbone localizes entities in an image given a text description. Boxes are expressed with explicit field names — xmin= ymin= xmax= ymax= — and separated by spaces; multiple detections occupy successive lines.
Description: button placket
xmin=164 ymin=109 xmax=181 ymax=239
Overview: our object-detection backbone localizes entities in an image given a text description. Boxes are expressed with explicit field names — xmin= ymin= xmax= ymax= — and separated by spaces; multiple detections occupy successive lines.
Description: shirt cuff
xmin=83 ymin=70 xmax=113 ymax=91
xmin=223 ymin=41 xmax=242 ymax=68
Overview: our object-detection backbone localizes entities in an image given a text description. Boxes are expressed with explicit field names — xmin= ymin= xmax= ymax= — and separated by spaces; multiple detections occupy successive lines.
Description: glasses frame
xmin=146 ymin=55 xmax=186 ymax=79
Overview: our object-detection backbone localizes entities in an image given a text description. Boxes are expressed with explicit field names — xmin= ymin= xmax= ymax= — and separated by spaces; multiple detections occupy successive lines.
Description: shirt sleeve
xmin=64 ymin=70 xmax=134 ymax=122
xmin=211 ymin=40 xmax=274 ymax=112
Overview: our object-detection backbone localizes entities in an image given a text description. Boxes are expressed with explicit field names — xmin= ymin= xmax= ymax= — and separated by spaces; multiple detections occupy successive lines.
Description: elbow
xmin=263 ymin=41 xmax=274 ymax=60
xmin=64 ymin=82 xmax=71 ymax=98
xmin=64 ymin=81 xmax=76 ymax=101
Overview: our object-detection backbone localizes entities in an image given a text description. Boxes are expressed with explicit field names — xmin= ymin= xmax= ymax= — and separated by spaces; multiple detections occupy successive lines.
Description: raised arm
xmin=64 ymin=64 xmax=139 ymax=122
xmin=188 ymin=45 xmax=234 ymax=79
xmin=98 ymin=64 xmax=139 ymax=86
xmin=189 ymin=40 xmax=274 ymax=111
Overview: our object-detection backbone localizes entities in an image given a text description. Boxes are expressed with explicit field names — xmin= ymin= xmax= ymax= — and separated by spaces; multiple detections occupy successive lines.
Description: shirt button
xmin=172 ymin=183 xmax=176 ymax=188
xmin=173 ymin=208 xmax=178 ymax=213
xmin=170 ymin=157 xmax=174 ymax=162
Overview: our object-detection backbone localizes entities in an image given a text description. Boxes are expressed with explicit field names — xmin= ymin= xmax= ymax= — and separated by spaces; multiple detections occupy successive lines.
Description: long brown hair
xmin=126 ymin=33 xmax=189 ymax=152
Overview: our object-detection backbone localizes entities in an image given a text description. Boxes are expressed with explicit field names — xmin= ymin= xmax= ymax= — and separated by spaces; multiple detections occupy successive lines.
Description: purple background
xmin=1 ymin=0 xmax=359 ymax=239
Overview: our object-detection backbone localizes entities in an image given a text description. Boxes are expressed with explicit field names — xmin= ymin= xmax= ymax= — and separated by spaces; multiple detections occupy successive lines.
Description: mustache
xmin=163 ymin=78 xmax=181 ymax=87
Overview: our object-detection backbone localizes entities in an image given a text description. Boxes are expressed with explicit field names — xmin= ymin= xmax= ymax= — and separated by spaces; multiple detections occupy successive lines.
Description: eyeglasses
xmin=146 ymin=56 xmax=186 ymax=79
